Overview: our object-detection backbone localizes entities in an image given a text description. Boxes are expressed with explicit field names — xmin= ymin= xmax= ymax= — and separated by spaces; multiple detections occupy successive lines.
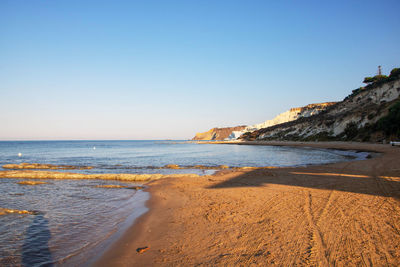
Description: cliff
xmin=252 ymin=102 xmax=337 ymax=130
xmin=226 ymin=102 xmax=337 ymax=140
xmin=192 ymin=103 xmax=336 ymax=141
xmin=192 ymin=126 xmax=247 ymax=141
xmin=241 ymin=75 xmax=400 ymax=142
xmin=192 ymin=68 xmax=400 ymax=142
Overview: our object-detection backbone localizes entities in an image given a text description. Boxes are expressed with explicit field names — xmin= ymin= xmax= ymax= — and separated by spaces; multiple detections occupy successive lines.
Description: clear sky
xmin=1 ymin=0 xmax=399 ymax=140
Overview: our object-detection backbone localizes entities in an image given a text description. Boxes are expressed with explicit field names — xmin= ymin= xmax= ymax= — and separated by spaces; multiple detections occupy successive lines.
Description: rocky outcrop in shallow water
xmin=95 ymin=185 xmax=144 ymax=190
xmin=0 ymin=170 xmax=200 ymax=181
xmin=0 ymin=208 xmax=37 ymax=215
xmin=162 ymin=164 xmax=230 ymax=170
xmin=3 ymin=163 xmax=93 ymax=170
xmin=17 ymin=181 xmax=48 ymax=185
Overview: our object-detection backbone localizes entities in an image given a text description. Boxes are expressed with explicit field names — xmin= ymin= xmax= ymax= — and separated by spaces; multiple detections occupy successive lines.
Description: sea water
xmin=0 ymin=140 xmax=365 ymax=266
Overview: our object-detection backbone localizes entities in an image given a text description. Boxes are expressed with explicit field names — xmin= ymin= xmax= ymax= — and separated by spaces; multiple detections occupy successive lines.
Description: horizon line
xmin=0 ymin=139 xmax=191 ymax=142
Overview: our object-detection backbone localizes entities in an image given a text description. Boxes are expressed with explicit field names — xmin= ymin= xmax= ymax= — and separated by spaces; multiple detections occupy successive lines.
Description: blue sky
xmin=1 ymin=0 xmax=399 ymax=140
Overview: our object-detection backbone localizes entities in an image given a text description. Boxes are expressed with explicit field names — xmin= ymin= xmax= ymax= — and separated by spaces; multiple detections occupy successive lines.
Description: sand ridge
xmin=94 ymin=142 xmax=400 ymax=266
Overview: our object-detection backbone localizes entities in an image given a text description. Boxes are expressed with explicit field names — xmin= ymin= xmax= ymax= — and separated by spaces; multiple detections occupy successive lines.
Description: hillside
xmin=227 ymin=102 xmax=337 ymax=140
xmin=241 ymin=69 xmax=400 ymax=142
xmin=192 ymin=126 xmax=247 ymax=141
xmin=192 ymin=103 xmax=335 ymax=141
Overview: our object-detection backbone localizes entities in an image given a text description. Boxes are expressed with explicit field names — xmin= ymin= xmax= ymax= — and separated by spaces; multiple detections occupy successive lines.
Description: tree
xmin=376 ymin=101 xmax=400 ymax=138
xmin=344 ymin=122 xmax=358 ymax=140
xmin=363 ymin=75 xmax=388 ymax=84
xmin=389 ymin=68 xmax=400 ymax=78
xmin=363 ymin=77 xmax=375 ymax=84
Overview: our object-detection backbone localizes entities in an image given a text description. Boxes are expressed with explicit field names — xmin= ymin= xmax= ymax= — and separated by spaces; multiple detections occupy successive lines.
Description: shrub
xmin=367 ymin=113 xmax=375 ymax=120
xmin=390 ymin=68 xmax=400 ymax=78
xmin=376 ymin=101 xmax=400 ymax=138
xmin=344 ymin=121 xmax=359 ymax=140
xmin=348 ymin=87 xmax=362 ymax=98
xmin=363 ymin=75 xmax=388 ymax=84
xmin=374 ymin=74 xmax=389 ymax=81
xmin=363 ymin=77 xmax=375 ymax=84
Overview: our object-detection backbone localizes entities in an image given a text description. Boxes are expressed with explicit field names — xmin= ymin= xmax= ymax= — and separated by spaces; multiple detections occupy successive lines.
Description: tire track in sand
xmin=304 ymin=191 xmax=330 ymax=266
xmin=316 ymin=190 xmax=336 ymax=225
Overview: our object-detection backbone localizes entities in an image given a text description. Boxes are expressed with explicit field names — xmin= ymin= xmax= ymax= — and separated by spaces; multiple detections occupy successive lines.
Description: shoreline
xmin=79 ymin=190 xmax=150 ymax=266
xmin=95 ymin=141 xmax=400 ymax=266
xmin=200 ymin=140 xmax=385 ymax=152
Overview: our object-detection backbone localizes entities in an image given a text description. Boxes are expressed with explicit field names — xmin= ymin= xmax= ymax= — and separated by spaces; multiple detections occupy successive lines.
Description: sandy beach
xmin=94 ymin=141 xmax=400 ymax=266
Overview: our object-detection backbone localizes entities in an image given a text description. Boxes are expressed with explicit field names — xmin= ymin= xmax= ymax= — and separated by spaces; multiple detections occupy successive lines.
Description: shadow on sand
xmin=208 ymin=169 xmax=400 ymax=198
xmin=22 ymin=214 xmax=53 ymax=266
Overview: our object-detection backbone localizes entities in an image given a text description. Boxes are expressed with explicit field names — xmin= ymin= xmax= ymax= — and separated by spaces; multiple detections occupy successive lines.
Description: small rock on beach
xmin=136 ymin=246 xmax=150 ymax=254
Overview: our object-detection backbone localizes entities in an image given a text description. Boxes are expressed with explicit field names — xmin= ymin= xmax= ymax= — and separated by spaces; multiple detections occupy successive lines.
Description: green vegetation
xmin=340 ymin=100 xmax=400 ymax=142
xmin=348 ymin=67 xmax=400 ymax=99
xmin=301 ymin=131 xmax=336 ymax=142
xmin=375 ymin=100 xmax=400 ymax=138
xmin=390 ymin=68 xmax=400 ymax=77
xmin=363 ymin=75 xmax=388 ymax=84
xmin=241 ymin=67 xmax=400 ymax=142
xmin=239 ymin=132 xmax=256 ymax=141
xmin=348 ymin=87 xmax=362 ymax=98
xmin=362 ymin=67 xmax=400 ymax=88
xmin=343 ymin=122 xmax=359 ymax=140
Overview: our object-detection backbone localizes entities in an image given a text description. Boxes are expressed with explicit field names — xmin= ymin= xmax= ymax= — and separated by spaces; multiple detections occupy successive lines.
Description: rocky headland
xmin=242 ymin=70 xmax=400 ymax=142
xmin=193 ymin=68 xmax=400 ymax=143
xmin=191 ymin=103 xmax=336 ymax=141
xmin=192 ymin=126 xmax=247 ymax=141
xmin=3 ymin=163 xmax=93 ymax=170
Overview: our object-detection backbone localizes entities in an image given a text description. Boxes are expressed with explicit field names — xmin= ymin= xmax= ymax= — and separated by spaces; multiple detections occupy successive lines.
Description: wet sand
xmin=96 ymin=141 xmax=400 ymax=266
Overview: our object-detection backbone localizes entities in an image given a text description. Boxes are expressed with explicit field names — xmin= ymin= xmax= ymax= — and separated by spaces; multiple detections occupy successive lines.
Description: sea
xmin=0 ymin=140 xmax=368 ymax=266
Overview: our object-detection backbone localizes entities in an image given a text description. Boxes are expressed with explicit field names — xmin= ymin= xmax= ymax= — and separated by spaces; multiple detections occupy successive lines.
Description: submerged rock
xmin=9 ymin=193 xmax=25 ymax=196
xmin=193 ymin=165 xmax=206 ymax=169
xmin=163 ymin=164 xmax=229 ymax=170
xmin=0 ymin=208 xmax=34 ymax=215
xmin=95 ymin=185 xmax=144 ymax=190
xmin=95 ymin=184 xmax=126 ymax=189
xmin=3 ymin=163 xmax=93 ymax=170
xmin=127 ymin=186 xmax=144 ymax=190
xmin=164 ymin=164 xmax=181 ymax=169
xmin=17 ymin=181 xmax=48 ymax=185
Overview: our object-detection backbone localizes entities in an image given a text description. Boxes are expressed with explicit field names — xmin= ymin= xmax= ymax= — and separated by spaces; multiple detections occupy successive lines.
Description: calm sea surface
xmin=0 ymin=140 xmax=366 ymax=266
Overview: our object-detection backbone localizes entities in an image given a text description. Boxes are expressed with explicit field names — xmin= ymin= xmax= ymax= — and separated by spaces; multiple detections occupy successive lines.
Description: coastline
xmin=95 ymin=141 xmax=400 ymax=266
xmin=200 ymin=140 xmax=385 ymax=152
xmin=59 ymin=190 xmax=150 ymax=266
